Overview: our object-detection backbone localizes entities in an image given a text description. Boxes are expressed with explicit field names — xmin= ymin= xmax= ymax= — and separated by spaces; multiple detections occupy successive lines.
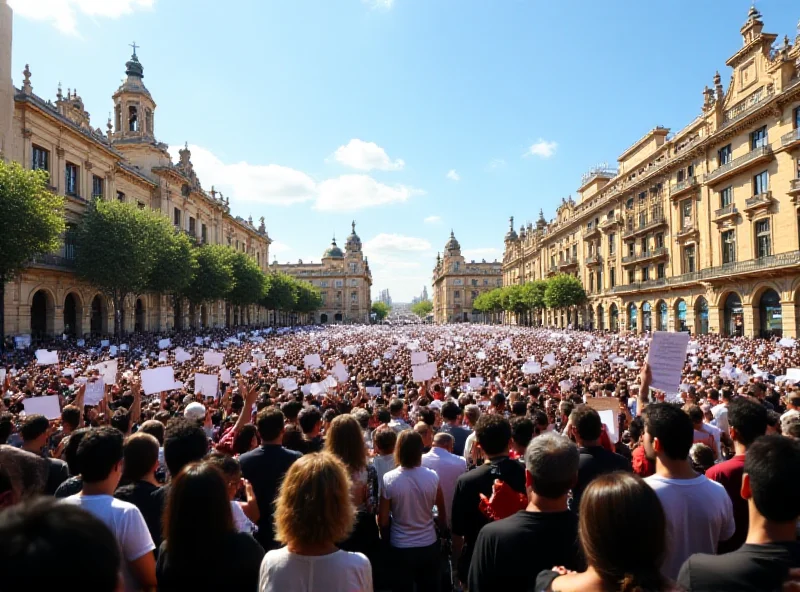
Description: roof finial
xmin=57 ymin=81 xmax=62 ymax=101
xmin=509 ymin=215 xmax=514 ymax=229
xmin=106 ymin=112 xmax=113 ymax=137
xmin=22 ymin=64 xmax=32 ymax=95
xmin=129 ymin=41 xmax=139 ymax=57
xmin=351 ymin=220 xmax=356 ymax=233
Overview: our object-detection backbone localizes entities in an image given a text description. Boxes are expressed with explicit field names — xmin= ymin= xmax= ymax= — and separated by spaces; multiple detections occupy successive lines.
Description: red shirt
xmin=631 ymin=445 xmax=655 ymax=477
xmin=705 ymin=454 xmax=746 ymax=554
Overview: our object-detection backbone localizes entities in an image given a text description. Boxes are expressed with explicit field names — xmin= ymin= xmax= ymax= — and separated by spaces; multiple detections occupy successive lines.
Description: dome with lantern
xmin=323 ymin=237 xmax=344 ymax=259
xmin=345 ymin=220 xmax=362 ymax=252
xmin=444 ymin=230 xmax=461 ymax=253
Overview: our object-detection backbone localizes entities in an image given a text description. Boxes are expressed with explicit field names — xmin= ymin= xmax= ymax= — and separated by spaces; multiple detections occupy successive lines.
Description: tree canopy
xmin=225 ymin=249 xmax=267 ymax=306
xmin=184 ymin=244 xmax=235 ymax=304
xmin=544 ymin=274 xmax=587 ymax=309
xmin=472 ymin=275 xmax=586 ymax=323
xmin=410 ymin=300 xmax=433 ymax=317
xmin=371 ymin=301 xmax=391 ymax=321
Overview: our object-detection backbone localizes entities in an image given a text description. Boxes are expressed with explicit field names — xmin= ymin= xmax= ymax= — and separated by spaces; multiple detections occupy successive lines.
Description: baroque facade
xmin=432 ymin=231 xmax=502 ymax=323
xmin=0 ymin=0 xmax=271 ymax=337
xmin=270 ymin=222 xmax=372 ymax=324
xmin=503 ymin=7 xmax=800 ymax=338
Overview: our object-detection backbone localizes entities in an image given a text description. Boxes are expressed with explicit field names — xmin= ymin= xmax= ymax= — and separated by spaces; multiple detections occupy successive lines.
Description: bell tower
xmin=111 ymin=43 xmax=157 ymax=144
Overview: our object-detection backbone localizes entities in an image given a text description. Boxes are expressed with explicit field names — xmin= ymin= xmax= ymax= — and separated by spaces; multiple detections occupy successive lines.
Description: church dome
xmin=323 ymin=237 xmax=344 ymax=259
xmin=445 ymin=230 xmax=461 ymax=252
xmin=345 ymin=220 xmax=361 ymax=252
xmin=505 ymin=216 xmax=518 ymax=242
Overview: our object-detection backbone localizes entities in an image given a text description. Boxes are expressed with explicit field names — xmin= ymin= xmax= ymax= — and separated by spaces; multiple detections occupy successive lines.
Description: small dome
xmin=345 ymin=220 xmax=361 ymax=252
xmin=323 ymin=237 xmax=344 ymax=259
xmin=505 ymin=216 xmax=518 ymax=242
xmin=445 ymin=230 xmax=461 ymax=252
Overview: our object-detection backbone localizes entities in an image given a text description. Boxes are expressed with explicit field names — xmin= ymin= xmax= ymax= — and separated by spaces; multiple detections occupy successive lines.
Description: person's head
xmin=255 ymin=406 xmax=285 ymax=443
xmin=0 ymin=412 xmax=13 ymax=444
xmin=689 ymin=443 xmax=715 ymax=474
xmin=376 ymin=406 xmax=391 ymax=425
xmin=579 ymin=472 xmax=668 ymax=591
xmin=163 ymin=417 xmax=208 ymax=476
xmin=122 ymin=432 xmax=159 ymax=483
xmin=742 ymin=435 xmax=800 ymax=524
xmin=464 ymin=404 xmax=481 ymax=427
xmin=524 ymin=432 xmax=579 ymax=500
xmin=62 ymin=428 xmax=90 ymax=476
xmin=138 ymin=419 xmax=165 ymax=445
xmin=766 ymin=410 xmax=781 ymax=435
xmin=684 ymin=404 xmax=704 ymax=427
xmin=324 ymin=415 xmax=367 ymax=472
xmin=233 ymin=423 xmax=259 ymax=454
xmin=0 ymin=498 xmax=122 ymax=592
xmin=373 ymin=425 xmax=397 ymax=455
xmin=559 ymin=400 xmax=574 ymax=420
xmin=510 ymin=417 xmax=535 ymax=455
xmin=389 ymin=398 xmax=405 ymax=418
xmin=511 ymin=400 xmax=527 ymax=417
xmin=394 ymin=430 xmax=424 ymax=468
xmin=163 ymin=462 xmax=233 ymax=565
xmin=280 ymin=400 xmax=302 ymax=423
xmin=413 ymin=422 xmax=433 ymax=449
xmin=642 ymin=403 xmax=693 ymax=462
xmin=204 ymin=451 xmax=243 ymax=501
xmin=782 ymin=414 xmax=800 ymax=440
xmin=628 ymin=417 xmax=644 ymax=444
xmin=351 ymin=407 xmax=370 ymax=431
xmin=788 ymin=393 xmax=800 ymax=411
xmin=432 ymin=431 xmax=454 ymax=453
xmin=76 ymin=427 xmax=124 ymax=486
xmin=474 ymin=414 xmax=511 ymax=456
xmin=441 ymin=401 xmax=460 ymax=423
xmin=417 ymin=405 xmax=435 ymax=427
xmin=61 ymin=405 xmax=81 ymax=433
xmin=19 ymin=414 xmax=50 ymax=448
xmin=728 ymin=397 xmax=768 ymax=447
xmin=274 ymin=452 xmax=354 ymax=548
xmin=298 ymin=406 xmax=322 ymax=437
xmin=569 ymin=405 xmax=602 ymax=443
xmin=110 ymin=408 xmax=130 ymax=435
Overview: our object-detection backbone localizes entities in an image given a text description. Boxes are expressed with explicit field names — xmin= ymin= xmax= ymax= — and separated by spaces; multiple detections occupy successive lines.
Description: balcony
xmin=713 ymin=204 xmax=739 ymax=224
xmin=546 ymin=265 xmax=558 ymax=277
xmin=621 ymin=246 xmax=669 ymax=266
xmin=559 ymin=257 xmax=578 ymax=270
xmin=743 ymin=191 xmax=773 ymax=218
xmin=703 ymin=145 xmax=773 ymax=187
xmin=585 ymin=254 xmax=602 ymax=266
xmin=598 ymin=216 xmax=621 ymax=232
xmin=669 ymin=176 xmax=699 ymax=200
xmin=583 ymin=226 xmax=600 ymax=241
xmin=610 ymin=277 xmax=668 ymax=294
xmin=780 ymin=128 xmax=800 ymax=151
xmin=788 ymin=178 xmax=800 ymax=199
xmin=675 ymin=224 xmax=699 ymax=242
xmin=622 ymin=215 xmax=668 ymax=238
xmin=29 ymin=254 xmax=76 ymax=270
xmin=667 ymin=250 xmax=800 ymax=286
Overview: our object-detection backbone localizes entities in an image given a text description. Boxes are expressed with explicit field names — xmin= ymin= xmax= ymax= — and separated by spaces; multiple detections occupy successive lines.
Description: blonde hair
xmin=274 ymin=452 xmax=355 ymax=547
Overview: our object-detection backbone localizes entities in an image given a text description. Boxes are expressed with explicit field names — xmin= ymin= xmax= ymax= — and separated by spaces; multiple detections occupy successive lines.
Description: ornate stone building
xmin=503 ymin=7 xmax=800 ymax=338
xmin=432 ymin=231 xmax=502 ymax=323
xmin=270 ymin=222 xmax=372 ymax=323
xmin=0 ymin=0 xmax=271 ymax=337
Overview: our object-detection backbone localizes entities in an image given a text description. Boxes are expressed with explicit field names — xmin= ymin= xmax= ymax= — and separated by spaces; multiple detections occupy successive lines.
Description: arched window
xmin=128 ymin=105 xmax=139 ymax=132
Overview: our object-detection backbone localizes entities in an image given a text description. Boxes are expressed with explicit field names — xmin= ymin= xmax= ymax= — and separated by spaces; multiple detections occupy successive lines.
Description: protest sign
xmin=22 ymin=395 xmax=61 ymax=420
xmin=194 ymin=373 xmax=219 ymax=398
xmin=141 ymin=366 xmax=176 ymax=395
xmin=35 ymin=350 xmax=59 ymax=365
xmin=203 ymin=351 xmax=224 ymax=367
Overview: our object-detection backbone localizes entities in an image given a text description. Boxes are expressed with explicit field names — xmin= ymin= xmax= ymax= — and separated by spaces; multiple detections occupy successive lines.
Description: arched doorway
xmin=597 ymin=304 xmax=605 ymax=331
xmin=30 ymin=290 xmax=53 ymax=338
xmin=758 ymin=289 xmax=782 ymax=338
xmin=134 ymin=298 xmax=145 ymax=333
xmin=628 ymin=303 xmax=638 ymax=332
xmin=320 ymin=313 xmax=328 ymax=324
xmin=642 ymin=302 xmax=652 ymax=333
xmin=90 ymin=295 xmax=107 ymax=335
xmin=656 ymin=301 xmax=668 ymax=332
xmin=334 ymin=313 xmax=343 ymax=323
xmin=675 ymin=300 xmax=687 ymax=332
xmin=723 ymin=293 xmax=743 ymax=336
xmin=695 ymin=297 xmax=709 ymax=335
xmin=609 ymin=304 xmax=618 ymax=331
xmin=63 ymin=293 xmax=80 ymax=336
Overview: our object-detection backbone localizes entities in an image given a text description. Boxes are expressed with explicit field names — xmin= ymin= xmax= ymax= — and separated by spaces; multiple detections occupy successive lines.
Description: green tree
xmin=184 ymin=244 xmax=235 ymax=305
xmin=294 ymin=280 xmax=322 ymax=322
xmin=226 ymin=249 xmax=266 ymax=307
xmin=501 ymin=284 xmax=529 ymax=323
xmin=522 ymin=279 xmax=548 ymax=325
xmin=262 ymin=272 xmax=297 ymax=325
xmin=372 ymin=301 xmax=391 ymax=321
xmin=410 ymin=300 xmax=433 ymax=318
xmin=147 ymin=225 xmax=198 ymax=329
xmin=544 ymin=274 xmax=586 ymax=309
xmin=74 ymin=199 xmax=163 ymax=339
xmin=0 ymin=162 xmax=65 ymax=345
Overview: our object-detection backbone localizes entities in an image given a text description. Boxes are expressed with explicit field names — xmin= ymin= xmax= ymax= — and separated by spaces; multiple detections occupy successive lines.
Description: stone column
xmin=743 ymin=304 xmax=757 ymax=338
xmin=781 ymin=300 xmax=797 ymax=339
xmin=53 ymin=303 xmax=64 ymax=336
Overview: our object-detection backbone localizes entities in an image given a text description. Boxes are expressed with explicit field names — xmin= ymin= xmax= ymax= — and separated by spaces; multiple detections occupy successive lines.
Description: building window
xmin=640 ymin=237 xmax=647 ymax=253
xmin=655 ymin=233 xmax=664 ymax=249
xmin=351 ymin=291 xmax=358 ymax=303
xmin=471 ymin=290 xmax=478 ymax=300
xmin=628 ymin=269 xmax=635 ymax=284
xmin=681 ymin=199 xmax=692 ymax=229
xmin=722 ymin=230 xmax=736 ymax=264
xmin=609 ymin=233 xmax=616 ymax=254
xmin=471 ymin=279 xmax=478 ymax=287
xmin=32 ymin=145 xmax=49 ymax=172
xmin=117 ymin=191 xmax=125 ymax=202
xmin=64 ymin=225 xmax=77 ymax=260
xmin=610 ymin=267 xmax=616 ymax=288
xmin=589 ymin=273 xmax=594 ymax=293
xmin=349 ymin=263 xmax=358 ymax=273
xmin=657 ymin=263 xmax=665 ymax=279
xmin=92 ymin=175 xmax=103 ymax=199
xmin=137 ymin=201 xmax=145 ymax=209
xmin=321 ymin=292 xmax=327 ymax=305
xmin=642 ymin=266 xmax=650 ymax=281
xmin=235 ymin=240 xmax=239 ymax=250
xmin=597 ymin=269 xmax=603 ymax=290
xmin=750 ymin=126 xmax=768 ymax=150
xmin=201 ymin=224 xmax=207 ymax=244
xmin=683 ymin=244 xmax=696 ymax=273
xmin=687 ymin=163 xmax=694 ymax=177
xmin=320 ymin=281 xmax=328 ymax=288
xmin=753 ymin=170 xmax=769 ymax=195
xmin=638 ymin=211 xmax=647 ymax=228
xmin=189 ymin=217 xmax=196 ymax=236
xmin=173 ymin=207 xmax=181 ymax=227
xmin=483 ymin=279 xmax=488 ymax=286
xmin=755 ymin=219 xmax=771 ymax=258
xmin=65 ymin=162 xmax=79 ymax=196
xmin=718 ymin=144 xmax=732 ymax=166
xmin=720 ymin=186 xmax=733 ymax=208
xmin=626 ymin=198 xmax=634 ymax=210
xmin=795 ymin=106 xmax=800 ymax=129
xmin=454 ymin=291 xmax=461 ymax=299
xmin=627 ymin=242 xmax=634 ymax=257
xmin=571 ymin=244 xmax=577 ymax=258
xmin=676 ymin=169 xmax=684 ymax=183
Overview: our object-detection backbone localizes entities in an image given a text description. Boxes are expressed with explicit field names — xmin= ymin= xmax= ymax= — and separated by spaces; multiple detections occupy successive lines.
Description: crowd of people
xmin=1 ymin=322 xmax=800 ymax=592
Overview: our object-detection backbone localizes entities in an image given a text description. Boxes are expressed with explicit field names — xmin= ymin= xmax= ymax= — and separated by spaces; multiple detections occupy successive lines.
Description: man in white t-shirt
xmin=710 ymin=389 xmax=731 ymax=433
xmin=422 ymin=432 xmax=466 ymax=528
xmin=62 ymin=427 xmax=156 ymax=592
xmin=642 ymin=403 xmax=735 ymax=580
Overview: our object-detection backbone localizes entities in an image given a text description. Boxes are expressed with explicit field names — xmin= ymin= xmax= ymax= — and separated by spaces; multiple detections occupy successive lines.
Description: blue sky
xmin=9 ymin=0 xmax=800 ymax=301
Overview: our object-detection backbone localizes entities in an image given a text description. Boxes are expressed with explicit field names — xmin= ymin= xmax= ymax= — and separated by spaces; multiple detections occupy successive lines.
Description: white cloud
xmin=363 ymin=0 xmax=395 ymax=9
xmin=270 ymin=241 xmax=292 ymax=254
xmin=332 ymin=139 xmax=404 ymax=172
xmin=446 ymin=169 xmax=460 ymax=181
xmin=526 ymin=139 xmax=558 ymax=159
xmin=462 ymin=247 xmax=502 ymax=261
xmin=364 ymin=233 xmax=431 ymax=256
xmin=487 ymin=158 xmax=507 ymax=171
xmin=10 ymin=0 xmax=154 ymax=35
xmin=169 ymin=145 xmax=316 ymax=206
xmin=315 ymin=175 xmax=422 ymax=211
xmin=423 ymin=215 xmax=441 ymax=225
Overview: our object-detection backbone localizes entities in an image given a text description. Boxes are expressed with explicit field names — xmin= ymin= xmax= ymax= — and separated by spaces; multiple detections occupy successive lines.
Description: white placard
xmin=559 ymin=379 xmax=573 ymax=393
xmin=410 ymin=351 xmax=428 ymax=366
xmin=35 ymin=349 xmax=59 ymax=365
xmin=309 ymin=382 xmax=325 ymax=396
xmin=195 ymin=337 xmax=204 ymax=346
xmin=77 ymin=339 xmax=85 ymax=347
xmin=366 ymin=386 xmax=382 ymax=396
xmin=280 ymin=377 xmax=298 ymax=392
xmin=194 ymin=373 xmax=219 ymax=398
xmin=175 ymin=348 xmax=192 ymax=363
xmin=141 ymin=366 xmax=176 ymax=395
xmin=220 ymin=368 xmax=232 ymax=384
xmin=522 ymin=361 xmax=541 ymax=374
xmin=100 ymin=340 xmax=110 ymax=348
xmin=598 ymin=409 xmax=619 ymax=444
xmin=158 ymin=351 xmax=168 ymax=362
xmin=372 ymin=359 xmax=380 ymax=368
xmin=275 ymin=349 xmax=286 ymax=358
xmin=23 ymin=395 xmax=61 ymax=419
xmin=787 ymin=368 xmax=800 ymax=381
xmin=469 ymin=377 xmax=485 ymax=389
xmin=238 ymin=362 xmax=253 ymax=375
xmin=0 ymin=369 xmax=5 ymax=384
xmin=779 ymin=337 xmax=797 ymax=348
xmin=543 ymin=353 xmax=556 ymax=366
xmin=90 ymin=360 xmax=117 ymax=385
xmin=332 ymin=362 xmax=349 ymax=383
xmin=109 ymin=345 xmax=118 ymax=356
xmin=301 ymin=384 xmax=312 ymax=396
xmin=647 ymin=331 xmax=690 ymax=394
xmin=322 ymin=376 xmax=337 ymax=390
xmin=412 ymin=362 xmax=437 ymax=382
xmin=304 ymin=354 xmax=322 ymax=369
xmin=158 ymin=338 xmax=171 ymax=350
xmin=203 ymin=351 xmax=225 ymax=367
xmin=84 ymin=379 xmax=106 ymax=406
xmin=384 ymin=351 xmax=394 ymax=360
xmin=14 ymin=334 xmax=31 ymax=349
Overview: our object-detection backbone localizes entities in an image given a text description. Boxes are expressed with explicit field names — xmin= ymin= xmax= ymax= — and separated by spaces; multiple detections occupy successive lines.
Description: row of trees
xmin=0 ymin=162 xmax=322 ymax=341
xmin=411 ymin=300 xmax=433 ymax=318
xmin=473 ymin=274 xmax=586 ymax=324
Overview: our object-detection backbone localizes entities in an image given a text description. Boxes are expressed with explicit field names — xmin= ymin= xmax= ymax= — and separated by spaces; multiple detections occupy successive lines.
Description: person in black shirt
xmin=439 ymin=401 xmax=471 ymax=456
xmin=468 ymin=432 xmax=582 ymax=592
xmin=239 ymin=406 xmax=301 ymax=550
xmin=297 ymin=406 xmax=324 ymax=454
xmin=451 ymin=414 xmax=525 ymax=587
xmin=678 ymin=435 xmax=800 ymax=592
xmin=567 ymin=405 xmax=631 ymax=512
xmin=115 ymin=432 xmax=161 ymax=542
xmin=19 ymin=414 xmax=69 ymax=495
